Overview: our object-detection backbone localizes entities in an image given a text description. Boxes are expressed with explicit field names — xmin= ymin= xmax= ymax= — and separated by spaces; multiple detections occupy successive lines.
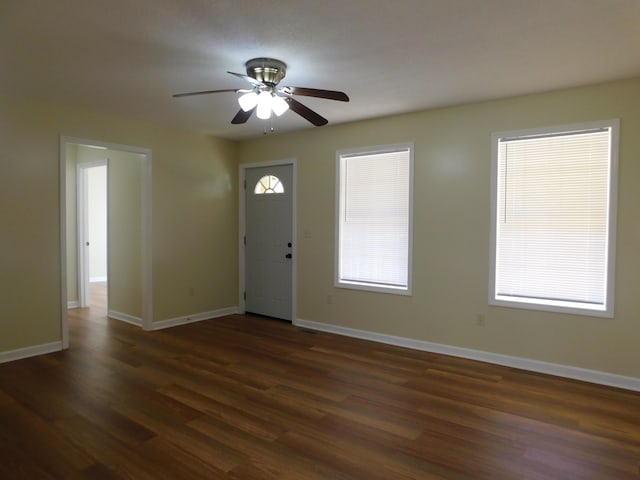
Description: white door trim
xmin=239 ymin=159 xmax=297 ymax=321
xmin=77 ymin=159 xmax=108 ymax=308
xmin=60 ymin=137 xmax=153 ymax=349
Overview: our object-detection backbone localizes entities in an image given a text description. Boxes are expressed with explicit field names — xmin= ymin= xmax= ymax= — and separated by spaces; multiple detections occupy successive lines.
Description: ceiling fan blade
xmin=231 ymin=107 xmax=255 ymax=124
xmin=172 ymin=88 xmax=239 ymax=98
xmin=227 ymin=71 xmax=263 ymax=87
xmin=284 ymin=97 xmax=328 ymax=126
xmin=281 ymin=86 xmax=349 ymax=102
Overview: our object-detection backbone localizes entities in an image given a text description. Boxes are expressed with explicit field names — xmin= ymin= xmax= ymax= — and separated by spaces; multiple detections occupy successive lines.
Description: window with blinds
xmin=490 ymin=120 xmax=618 ymax=317
xmin=336 ymin=144 xmax=413 ymax=294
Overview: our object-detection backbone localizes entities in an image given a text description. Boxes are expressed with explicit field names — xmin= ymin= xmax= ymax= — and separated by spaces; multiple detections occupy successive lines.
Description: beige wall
xmin=238 ymin=77 xmax=640 ymax=379
xmin=0 ymin=95 xmax=238 ymax=352
xmin=2 ymin=77 xmax=639 ymax=381
xmin=106 ymin=148 xmax=143 ymax=319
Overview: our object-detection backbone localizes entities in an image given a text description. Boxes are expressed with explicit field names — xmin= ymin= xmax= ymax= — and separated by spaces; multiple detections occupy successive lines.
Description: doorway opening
xmin=60 ymin=137 xmax=152 ymax=349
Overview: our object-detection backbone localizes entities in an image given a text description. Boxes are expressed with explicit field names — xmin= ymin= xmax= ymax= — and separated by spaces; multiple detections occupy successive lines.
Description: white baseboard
xmin=108 ymin=310 xmax=143 ymax=327
xmin=0 ymin=341 xmax=63 ymax=364
xmin=151 ymin=306 xmax=240 ymax=331
xmin=294 ymin=318 xmax=640 ymax=393
xmin=67 ymin=300 xmax=80 ymax=309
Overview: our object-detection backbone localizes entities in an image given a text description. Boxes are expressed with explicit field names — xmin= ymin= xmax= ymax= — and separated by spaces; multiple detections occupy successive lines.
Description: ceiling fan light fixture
xmin=256 ymin=91 xmax=273 ymax=119
xmin=238 ymin=91 xmax=259 ymax=112
xmin=174 ymin=57 xmax=349 ymax=127
xmin=271 ymin=95 xmax=289 ymax=117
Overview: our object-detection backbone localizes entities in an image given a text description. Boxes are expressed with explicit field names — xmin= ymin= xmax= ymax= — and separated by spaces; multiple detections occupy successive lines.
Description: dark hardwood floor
xmin=1 ymin=290 xmax=639 ymax=479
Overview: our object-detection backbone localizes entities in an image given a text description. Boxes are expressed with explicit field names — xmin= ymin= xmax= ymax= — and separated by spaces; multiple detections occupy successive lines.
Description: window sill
xmin=336 ymin=280 xmax=412 ymax=296
xmin=490 ymin=296 xmax=613 ymax=318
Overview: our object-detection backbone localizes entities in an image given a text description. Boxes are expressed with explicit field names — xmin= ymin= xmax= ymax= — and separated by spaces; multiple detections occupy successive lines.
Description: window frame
xmin=335 ymin=143 xmax=414 ymax=296
xmin=489 ymin=119 xmax=619 ymax=318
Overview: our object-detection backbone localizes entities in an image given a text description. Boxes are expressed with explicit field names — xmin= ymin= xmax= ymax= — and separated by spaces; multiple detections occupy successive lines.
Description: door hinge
xmin=243 ymin=179 xmax=246 ymax=189
xmin=243 ymin=236 xmax=246 ymax=245
xmin=243 ymin=291 xmax=246 ymax=300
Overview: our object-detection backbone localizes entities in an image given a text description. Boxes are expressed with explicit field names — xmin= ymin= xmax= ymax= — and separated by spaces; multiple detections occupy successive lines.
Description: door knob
xmin=285 ymin=253 xmax=292 ymax=259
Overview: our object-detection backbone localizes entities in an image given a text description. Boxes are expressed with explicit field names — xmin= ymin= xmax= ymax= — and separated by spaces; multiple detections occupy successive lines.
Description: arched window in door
xmin=254 ymin=175 xmax=284 ymax=194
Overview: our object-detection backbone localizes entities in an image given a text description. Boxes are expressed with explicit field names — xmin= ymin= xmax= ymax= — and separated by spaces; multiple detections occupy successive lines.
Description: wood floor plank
xmin=112 ymin=401 xmax=248 ymax=473
xmin=66 ymin=462 xmax=121 ymax=480
xmin=0 ymin=447 xmax=59 ymax=480
xmin=55 ymin=414 xmax=167 ymax=480
xmin=1 ymin=289 xmax=639 ymax=479
xmin=159 ymin=383 xmax=286 ymax=441
xmin=0 ymin=397 xmax=94 ymax=476
xmin=189 ymin=414 xmax=353 ymax=480
xmin=137 ymin=435 xmax=228 ymax=479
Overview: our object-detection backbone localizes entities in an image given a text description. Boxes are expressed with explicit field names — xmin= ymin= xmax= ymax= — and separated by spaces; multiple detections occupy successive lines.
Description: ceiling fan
xmin=173 ymin=58 xmax=349 ymax=127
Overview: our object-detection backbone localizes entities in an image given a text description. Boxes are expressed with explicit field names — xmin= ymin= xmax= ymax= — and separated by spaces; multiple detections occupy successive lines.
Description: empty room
xmin=1 ymin=1 xmax=639 ymax=478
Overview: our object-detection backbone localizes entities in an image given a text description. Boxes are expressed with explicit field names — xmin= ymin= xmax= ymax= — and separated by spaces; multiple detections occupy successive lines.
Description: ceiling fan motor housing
xmin=246 ymin=58 xmax=287 ymax=86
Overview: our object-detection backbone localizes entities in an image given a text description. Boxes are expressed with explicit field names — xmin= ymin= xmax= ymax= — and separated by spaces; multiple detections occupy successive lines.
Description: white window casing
xmin=336 ymin=144 xmax=414 ymax=295
xmin=489 ymin=120 xmax=619 ymax=317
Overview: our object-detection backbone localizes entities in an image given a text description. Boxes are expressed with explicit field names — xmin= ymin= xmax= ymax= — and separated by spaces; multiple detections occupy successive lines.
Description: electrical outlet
xmin=475 ymin=313 xmax=485 ymax=326
xmin=326 ymin=294 xmax=333 ymax=304
xmin=188 ymin=287 xmax=195 ymax=296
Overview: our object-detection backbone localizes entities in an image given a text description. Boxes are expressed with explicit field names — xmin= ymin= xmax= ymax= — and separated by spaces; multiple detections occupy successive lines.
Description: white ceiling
xmin=1 ymin=0 xmax=639 ymax=140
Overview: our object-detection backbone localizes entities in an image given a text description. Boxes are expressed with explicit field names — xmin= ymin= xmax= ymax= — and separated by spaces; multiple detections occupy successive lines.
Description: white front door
xmin=244 ymin=164 xmax=293 ymax=321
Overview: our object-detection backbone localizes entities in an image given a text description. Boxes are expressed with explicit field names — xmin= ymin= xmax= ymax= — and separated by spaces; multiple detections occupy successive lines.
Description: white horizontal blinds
xmin=496 ymin=129 xmax=611 ymax=306
xmin=340 ymin=149 xmax=410 ymax=287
